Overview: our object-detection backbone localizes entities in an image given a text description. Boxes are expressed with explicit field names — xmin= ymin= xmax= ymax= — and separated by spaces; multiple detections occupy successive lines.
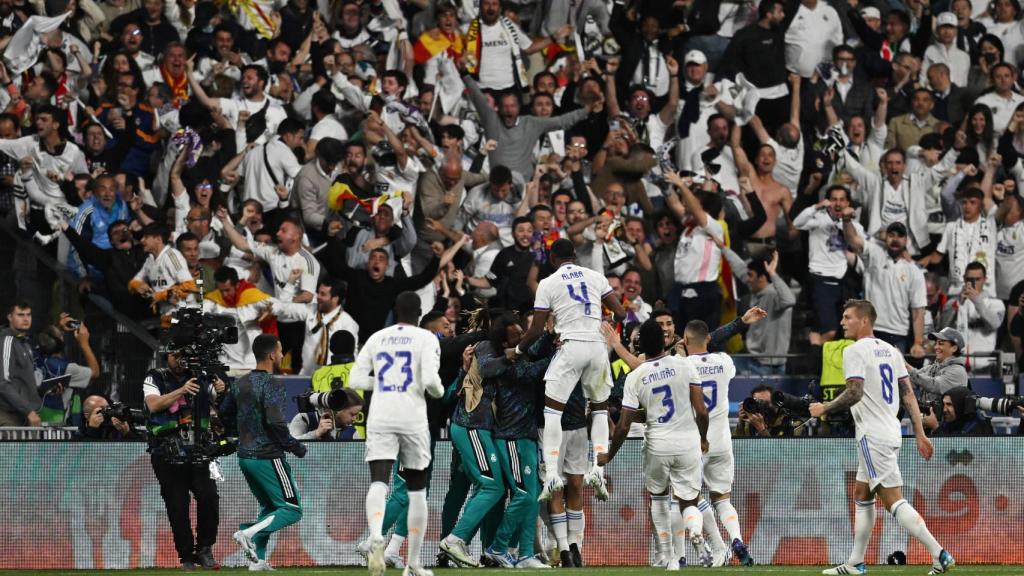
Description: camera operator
xmin=142 ymin=349 xmax=226 ymax=571
xmin=925 ymin=387 xmax=995 ymax=436
xmin=36 ymin=313 xmax=100 ymax=426
xmin=289 ymin=389 xmax=364 ymax=440
xmin=735 ymin=385 xmax=803 ymax=437
xmin=905 ymin=327 xmax=968 ymax=430
xmin=78 ymin=394 xmax=135 ymax=439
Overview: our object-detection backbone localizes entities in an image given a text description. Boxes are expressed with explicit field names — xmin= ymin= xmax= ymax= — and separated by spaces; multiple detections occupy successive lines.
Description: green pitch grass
xmin=0 ymin=566 xmax=1021 ymax=575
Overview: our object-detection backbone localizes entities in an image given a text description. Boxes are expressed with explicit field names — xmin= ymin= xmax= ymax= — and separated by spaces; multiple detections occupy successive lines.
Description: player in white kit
xmin=600 ymin=319 xmax=710 ymax=571
xmin=512 ymin=239 xmax=627 ymax=501
xmin=681 ymin=320 xmax=752 ymax=568
xmin=350 ymin=292 xmax=445 ymax=576
xmin=811 ymin=300 xmax=955 ymax=576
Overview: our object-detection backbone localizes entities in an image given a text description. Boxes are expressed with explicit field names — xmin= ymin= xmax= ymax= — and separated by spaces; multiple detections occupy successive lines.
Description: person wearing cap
xmin=903 ymin=327 xmax=968 ymax=421
xmin=674 ymin=49 xmax=737 ymax=178
xmin=974 ymin=62 xmax=1024 ymax=136
xmin=843 ymin=215 xmax=927 ymax=356
xmin=783 ymin=0 xmax=843 ymax=79
xmin=937 ymin=261 xmax=1006 ymax=372
xmin=921 ymin=13 xmax=971 ymax=88
xmin=858 ymin=6 xmax=882 ymax=33
xmin=920 ymin=184 xmax=998 ymax=295
xmin=128 ymin=223 xmax=199 ymax=317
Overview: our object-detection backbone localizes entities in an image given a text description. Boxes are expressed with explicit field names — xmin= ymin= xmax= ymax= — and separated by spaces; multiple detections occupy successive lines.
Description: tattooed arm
xmin=810 ymin=378 xmax=865 ymax=417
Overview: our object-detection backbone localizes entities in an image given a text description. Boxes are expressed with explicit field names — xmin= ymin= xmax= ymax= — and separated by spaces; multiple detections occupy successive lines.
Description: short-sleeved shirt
xmin=534 ymin=262 xmax=611 ymax=343
xmin=250 ymin=242 xmax=319 ymax=300
xmin=996 ymin=220 xmax=1024 ymax=300
xmin=133 ymin=245 xmax=194 ymax=314
xmin=477 ymin=20 xmax=532 ymax=90
xmin=622 ymin=355 xmax=701 ymax=456
xmin=843 ymin=337 xmax=908 ymax=446
xmin=350 ymin=324 xmax=442 ymax=434
xmin=218 ymin=97 xmax=288 ymax=142
xmin=674 ymin=217 xmax=723 ymax=284
xmin=860 ymin=242 xmax=927 ymax=336
xmin=687 ymin=352 xmax=736 ymax=455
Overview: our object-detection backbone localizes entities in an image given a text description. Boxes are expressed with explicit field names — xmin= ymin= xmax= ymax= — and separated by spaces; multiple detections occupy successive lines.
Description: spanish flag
xmin=413 ymin=30 xmax=465 ymax=65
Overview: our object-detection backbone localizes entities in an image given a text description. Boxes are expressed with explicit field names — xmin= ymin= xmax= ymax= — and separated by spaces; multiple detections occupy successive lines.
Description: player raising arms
xmin=351 ymin=292 xmax=445 ymax=576
xmin=600 ymin=319 xmax=710 ymax=571
xmin=811 ymin=300 xmax=955 ymax=576
xmin=511 ymin=239 xmax=627 ymax=501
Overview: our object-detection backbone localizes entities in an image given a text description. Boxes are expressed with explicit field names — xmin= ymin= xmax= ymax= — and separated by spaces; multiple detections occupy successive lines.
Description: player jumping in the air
xmin=811 ymin=300 xmax=955 ymax=576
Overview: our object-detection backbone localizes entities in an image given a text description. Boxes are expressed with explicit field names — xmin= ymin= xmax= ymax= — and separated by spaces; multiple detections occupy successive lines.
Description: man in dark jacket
xmin=931 ymin=387 xmax=994 ymax=436
xmin=0 ymin=302 xmax=41 ymax=427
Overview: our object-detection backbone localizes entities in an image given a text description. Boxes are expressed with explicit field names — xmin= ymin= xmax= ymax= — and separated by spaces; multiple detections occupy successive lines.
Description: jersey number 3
xmin=652 ymin=385 xmax=676 ymax=423
xmin=879 ymin=363 xmax=894 ymax=404
xmin=377 ymin=351 xmax=413 ymax=392
xmin=566 ymin=282 xmax=591 ymax=315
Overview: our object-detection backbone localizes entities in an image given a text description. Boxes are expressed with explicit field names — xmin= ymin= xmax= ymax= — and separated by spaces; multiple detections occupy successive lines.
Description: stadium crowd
xmin=0 ymin=0 xmax=1023 ymax=437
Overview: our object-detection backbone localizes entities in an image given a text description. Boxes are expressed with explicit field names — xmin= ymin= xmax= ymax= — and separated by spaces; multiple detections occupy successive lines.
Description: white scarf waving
xmin=4 ymin=12 xmax=72 ymax=75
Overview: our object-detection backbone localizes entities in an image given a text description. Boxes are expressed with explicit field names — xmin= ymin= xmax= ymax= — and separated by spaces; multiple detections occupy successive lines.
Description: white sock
xmin=848 ymin=499 xmax=876 ymax=566
xmin=366 ymin=482 xmax=389 ymax=539
xmin=406 ymin=490 xmax=428 ymax=569
xmin=650 ymin=495 xmax=673 ymax=557
xmin=542 ymin=409 xmax=564 ymax=479
xmin=385 ymin=534 xmax=404 ymax=556
xmin=698 ymin=499 xmax=725 ymax=553
xmin=713 ymin=498 xmax=743 ymax=543
xmin=567 ymin=509 xmax=584 ymax=547
xmin=682 ymin=505 xmax=703 ymax=542
xmin=670 ymin=505 xmax=686 ymax=561
xmin=590 ymin=410 xmax=609 ymax=473
xmin=891 ymin=499 xmax=943 ymax=559
xmin=551 ymin=512 xmax=569 ymax=551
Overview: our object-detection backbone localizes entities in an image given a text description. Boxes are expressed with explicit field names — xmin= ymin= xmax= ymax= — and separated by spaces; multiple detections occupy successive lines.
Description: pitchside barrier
xmin=1 ymin=438 xmax=1022 ymax=569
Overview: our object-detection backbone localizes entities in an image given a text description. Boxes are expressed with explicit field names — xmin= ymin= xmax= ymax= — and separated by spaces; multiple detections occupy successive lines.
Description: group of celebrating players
xmin=350 ymin=239 xmax=957 ymax=576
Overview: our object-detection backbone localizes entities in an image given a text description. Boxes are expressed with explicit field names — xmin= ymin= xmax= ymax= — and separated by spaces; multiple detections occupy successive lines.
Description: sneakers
xmin=822 ymin=563 xmax=866 ymax=575
xmin=515 ymin=555 xmax=552 ymax=569
xmin=248 ymin=560 xmax=274 ymax=572
xmin=195 ymin=546 xmax=219 ymax=570
xmin=558 ymin=550 xmax=575 ymax=568
xmin=693 ymin=538 xmax=713 ymax=568
xmin=651 ymin=552 xmax=667 ymax=568
xmin=440 ymin=536 xmax=481 ymax=567
xmin=180 ymin=560 xmax=197 ymax=571
xmin=569 ymin=543 xmax=582 ymax=567
xmin=666 ymin=557 xmax=680 ymax=571
xmin=928 ymin=550 xmax=956 ymax=575
xmin=435 ymin=552 xmax=449 ymax=568
xmin=368 ymin=536 xmax=386 ymax=576
xmin=357 ymin=539 xmax=371 ymax=561
xmin=403 ymin=566 xmax=434 ymax=576
xmin=233 ymin=531 xmax=258 ymax=564
xmin=583 ymin=467 xmax=609 ymax=501
xmin=710 ymin=547 xmax=730 ymax=568
xmin=485 ymin=547 xmax=517 ymax=568
xmin=539 ymin=475 xmax=565 ymax=502
xmin=731 ymin=538 xmax=754 ymax=566
xmin=385 ymin=553 xmax=406 ymax=569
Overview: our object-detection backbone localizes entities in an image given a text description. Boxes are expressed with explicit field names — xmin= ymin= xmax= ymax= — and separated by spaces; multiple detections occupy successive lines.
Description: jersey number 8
xmin=879 ymin=363 xmax=894 ymax=405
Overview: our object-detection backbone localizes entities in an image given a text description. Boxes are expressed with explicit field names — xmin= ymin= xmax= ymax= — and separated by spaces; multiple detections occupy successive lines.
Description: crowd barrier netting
xmin=1 ymin=437 xmax=1022 ymax=569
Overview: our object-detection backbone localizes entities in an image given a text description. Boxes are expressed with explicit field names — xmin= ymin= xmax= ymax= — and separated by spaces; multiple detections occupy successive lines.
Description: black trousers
xmin=151 ymin=455 xmax=220 ymax=562
xmin=672 ymin=281 xmax=721 ymax=333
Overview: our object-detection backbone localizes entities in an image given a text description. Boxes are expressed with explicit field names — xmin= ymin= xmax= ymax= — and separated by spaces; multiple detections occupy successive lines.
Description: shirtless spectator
xmin=731 ymin=124 xmax=795 ymax=259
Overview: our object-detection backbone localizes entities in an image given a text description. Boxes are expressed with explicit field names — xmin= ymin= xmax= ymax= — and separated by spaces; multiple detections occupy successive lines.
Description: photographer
xmin=927 ymin=387 xmax=995 ymax=437
xmin=35 ymin=313 xmax=100 ymax=426
xmin=905 ymin=328 xmax=969 ymax=430
xmin=78 ymin=395 xmax=135 ymax=439
xmin=735 ymin=385 xmax=804 ymax=437
xmin=289 ymin=389 xmax=364 ymax=440
xmin=142 ymin=349 xmax=226 ymax=571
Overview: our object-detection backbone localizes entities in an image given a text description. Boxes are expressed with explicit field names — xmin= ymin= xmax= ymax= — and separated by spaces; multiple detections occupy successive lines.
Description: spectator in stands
xmin=78 ymin=395 xmax=134 ymax=439
xmin=34 ymin=314 xmax=100 ymax=426
xmin=344 ymin=202 xmax=416 ymax=276
xmin=720 ymin=251 xmax=795 ymax=375
xmin=414 ymin=154 xmax=489 ymax=273
xmin=204 ymin=266 xmax=275 ymax=371
xmin=938 ymin=262 xmax=1006 ymax=372
xmin=288 ymin=389 xmax=364 ymax=440
xmin=472 ymin=216 xmax=534 ymax=314
xmin=68 ymin=175 xmax=130 ymax=281
xmin=295 ymin=137 xmax=345 ymax=245
xmin=0 ymin=302 xmax=41 ymax=427
xmin=928 ymin=64 xmax=970 ymax=126
xmin=921 ymin=13 xmax=971 ymax=88
xmin=175 ymin=233 xmax=215 ymax=295
xmin=906 ymin=327 xmax=969 ymax=418
xmin=60 ymin=219 xmax=152 ymax=319
xmin=974 ymin=63 xmax=1024 ymax=136
xmin=128 ymin=223 xmax=197 ymax=317
xmin=299 ymin=278 xmax=359 ymax=376
xmin=886 ymin=89 xmax=939 ymax=151
xmin=826 ymin=45 xmax=874 ymax=126
xmin=456 ymin=166 xmax=522 ymax=247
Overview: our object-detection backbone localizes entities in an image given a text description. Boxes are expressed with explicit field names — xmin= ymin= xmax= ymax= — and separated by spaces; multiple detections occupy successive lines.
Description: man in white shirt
xmin=686 ymin=114 xmax=740 ymax=196
xmin=223 ymin=118 xmax=305 ymax=224
xmin=843 ymin=220 xmax=927 ymax=356
xmin=664 ymin=171 xmax=724 ymax=332
xmin=188 ymin=62 xmax=288 ymax=143
xmin=920 ymin=186 xmax=998 ymax=296
xmin=811 ymin=300 xmax=954 ymax=576
xmin=784 ymin=0 xmax=843 ymax=78
xmin=675 ymin=50 xmax=737 ymax=174
xmin=468 ymin=0 xmax=569 ymax=91
xmin=350 ymin=292 xmax=444 ymax=576
xmin=300 ymin=278 xmax=359 ymax=376
xmin=0 ymin=105 xmax=88 ymax=210
xmin=937 ymin=262 xmax=1006 ymax=372
xmin=128 ymin=223 xmax=197 ymax=316
xmin=974 ymin=63 xmax=1024 ymax=136
xmin=921 ymin=13 xmax=971 ymax=87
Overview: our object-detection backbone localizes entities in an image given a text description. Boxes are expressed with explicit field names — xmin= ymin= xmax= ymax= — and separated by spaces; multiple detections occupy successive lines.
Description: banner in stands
xmin=1 ymin=438 xmax=1021 ymax=568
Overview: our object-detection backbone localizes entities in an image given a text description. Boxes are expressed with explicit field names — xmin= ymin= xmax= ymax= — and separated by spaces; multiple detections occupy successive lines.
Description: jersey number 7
xmin=377 ymin=351 xmax=413 ymax=392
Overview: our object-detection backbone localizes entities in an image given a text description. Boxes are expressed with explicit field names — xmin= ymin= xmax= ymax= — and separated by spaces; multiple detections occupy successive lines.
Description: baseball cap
xmin=928 ymin=327 xmax=964 ymax=352
xmin=684 ymin=50 xmax=708 ymax=66
xmin=860 ymin=6 xmax=881 ymax=20
xmin=937 ymin=12 xmax=958 ymax=27
xmin=885 ymin=222 xmax=907 ymax=236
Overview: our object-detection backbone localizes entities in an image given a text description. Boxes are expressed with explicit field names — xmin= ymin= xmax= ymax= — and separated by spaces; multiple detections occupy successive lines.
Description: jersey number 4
xmin=652 ymin=385 xmax=676 ymax=423
xmin=377 ymin=350 xmax=413 ymax=392
xmin=566 ymin=282 xmax=592 ymax=315
xmin=879 ymin=363 xmax=894 ymax=405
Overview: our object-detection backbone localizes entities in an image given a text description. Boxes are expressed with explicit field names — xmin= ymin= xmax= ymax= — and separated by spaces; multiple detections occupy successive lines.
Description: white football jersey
xmin=687 ymin=352 xmax=736 ymax=454
xmin=133 ymin=245 xmax=194 ymax=314
xmin=350 ymin=323 xmax=442 ymax=434
xmin=534 ymin=262 xmax=611 ymax=343
xmin=843 ymin=337 xmax=907 ymax=446
xmin=621 ymin=355 xmax=701 ymax=456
